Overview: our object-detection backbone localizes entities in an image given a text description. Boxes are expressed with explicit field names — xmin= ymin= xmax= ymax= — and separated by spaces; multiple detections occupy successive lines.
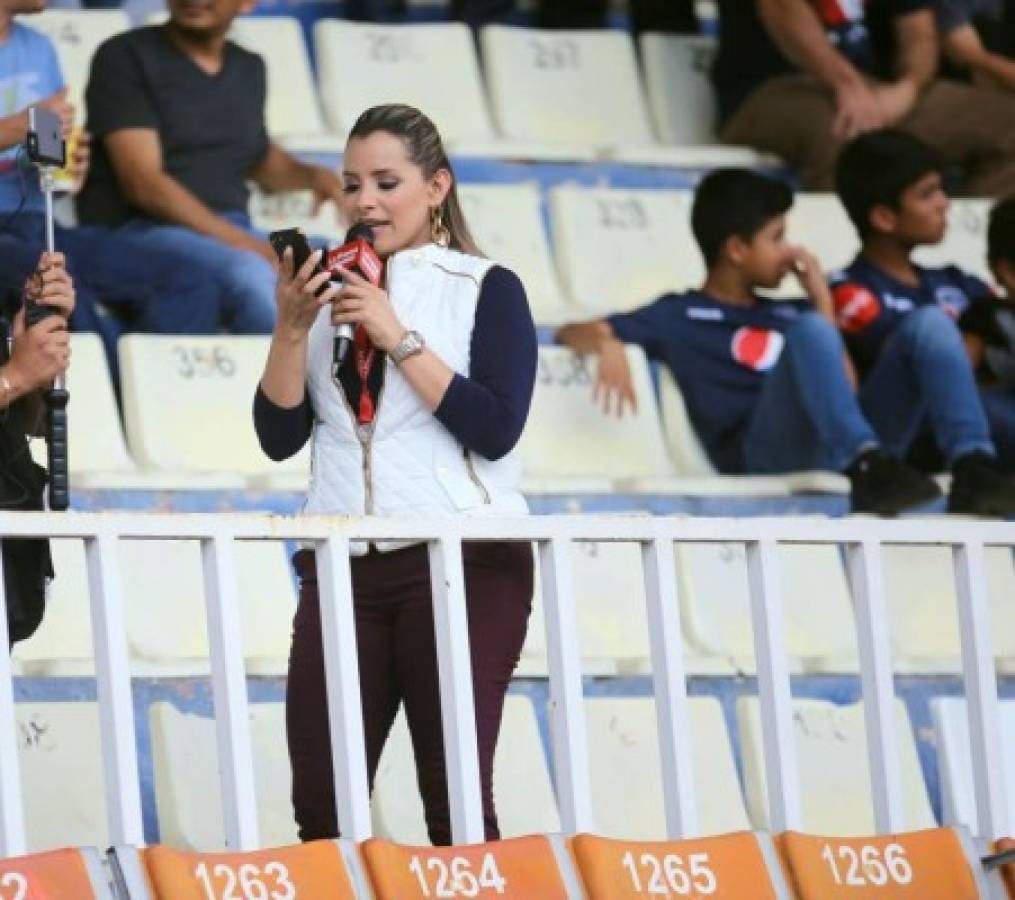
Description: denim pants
xmin=120 ymin=210 xmax=276 ymax=334
xmin=743 ymin=307 xmax=994 ymax=473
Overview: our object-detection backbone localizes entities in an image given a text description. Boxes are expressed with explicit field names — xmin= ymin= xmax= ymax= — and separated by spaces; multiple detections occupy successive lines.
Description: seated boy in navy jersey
xmin=830 ymin=128 xmax=1015 ymax=513
xmin=557 ymin=169 xmax=945 ymax=517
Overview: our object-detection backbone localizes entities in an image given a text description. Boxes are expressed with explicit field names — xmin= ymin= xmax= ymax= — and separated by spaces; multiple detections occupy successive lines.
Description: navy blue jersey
xmin=608 ymin=291 xmax=808 ymax=474
xmin=830 ymin=256 xmax=994 ymax=376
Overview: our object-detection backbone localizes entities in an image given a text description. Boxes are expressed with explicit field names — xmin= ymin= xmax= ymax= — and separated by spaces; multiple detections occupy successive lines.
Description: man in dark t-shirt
xmin=714 ymin=0 xmax=1015 ymax=194
xmin=77 ymin=0 xmax=344 ymax=334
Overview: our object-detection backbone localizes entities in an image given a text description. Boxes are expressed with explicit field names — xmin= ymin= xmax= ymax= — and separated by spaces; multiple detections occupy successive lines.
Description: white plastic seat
xmin=31 ymin=10 xmax=130 ymax=115
xmin=883 ymin=545 xmax=1015 ymax=673
xmin=522 ymin=539 xmax=734 ymax=677
xmin=227 ymin=15 xmax=326 ymax=139
xmin=915 ymin=198 xmax=994 ymax=284
xmin=149 ymin=702 xmax=298 ymax=850
xmin=549 ymin=186 xmax=699 ymax=313
xmin=14 ymin=538 xmax=296 ymax=677
xmin=17 ymin=702 xmax=108 ymax=852
xmin=371 ymin=696 xmax=560 ymax=843
xmin=247 ymin=185 xmax=347 ymax=246
xmin=481 ymin=25 xmax=676 ymax=164
xmin=676 ymin=541 xmax=859 ymax=673
xmin=456 ymin=183 xmax=573 ymax=325
xmin=737 ymin=696 xmax=935 ymax=835
xmin=638 ymin=33 xmax=774 ymax=167
xmin=931 ymin=696 xmax=1015 ymax=830
xmin=119 ymin=334 xmax=307 ymax=489
xmin=586 ymin=696 xmax=750 ymax=839
xmin=314 ymin=20 xmax=507 ymax=155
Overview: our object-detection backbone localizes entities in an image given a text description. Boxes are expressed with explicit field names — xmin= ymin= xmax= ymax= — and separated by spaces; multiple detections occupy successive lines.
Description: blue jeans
xmin=121 ymin=211 xmax=276 ymax=334
xmin=743 ymin=307 xmax=994 ymax=473
xmin=0 ymin=214 xmax=218 ymax=382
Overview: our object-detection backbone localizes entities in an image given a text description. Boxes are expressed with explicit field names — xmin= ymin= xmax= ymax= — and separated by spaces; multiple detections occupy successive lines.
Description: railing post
xmin=539 ymin=536 xmax=594 ymax=835
xmin=201 ymin=533 xmax=259 ymax=850
xmin=953 ymin=540 xmax=1009 ymax=839
xmin=0 ymin=544 xmax=25 ymax=857
xmin=315 ymin=536 xmax=371 ymax=841
xmin=745 ymin=539 xmax=801 ymax=832
xmin=85 ymin=531 xmax=144 ymax=845
xmin=428 ymin=535 xmax=484 ymax=844
xmin=847 ymin=539 xmax=905 ymax=833
xmin=642 ymin=532 xmax=697 ymax=838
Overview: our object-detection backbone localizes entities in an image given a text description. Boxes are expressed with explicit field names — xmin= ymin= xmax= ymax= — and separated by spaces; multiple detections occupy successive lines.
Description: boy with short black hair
xmin=831 ymin=128 xmax=1015 ymax=515
xmin=557 ymin=168 xmax=943 ymax=516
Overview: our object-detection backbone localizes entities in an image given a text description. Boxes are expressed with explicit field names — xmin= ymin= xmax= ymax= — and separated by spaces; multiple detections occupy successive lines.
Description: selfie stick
xmin=36 ymin=167 xmax=69 ymax=512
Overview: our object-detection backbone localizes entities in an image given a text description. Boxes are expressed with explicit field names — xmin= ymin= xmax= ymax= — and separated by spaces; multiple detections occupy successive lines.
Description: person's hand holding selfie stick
xmin=24 ymin=106 xmax=71 ymax=512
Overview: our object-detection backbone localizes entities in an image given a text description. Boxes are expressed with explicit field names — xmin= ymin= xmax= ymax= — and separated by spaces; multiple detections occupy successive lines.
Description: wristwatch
xmin=390 ymin=330 xmax=426 ymax=365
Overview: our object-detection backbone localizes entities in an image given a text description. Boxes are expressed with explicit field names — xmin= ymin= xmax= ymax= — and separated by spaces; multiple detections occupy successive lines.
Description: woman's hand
xmin=331 ymin=265 xmax=405 ymax=352
xmin=273 ymin=248 xmax=338 ymax=341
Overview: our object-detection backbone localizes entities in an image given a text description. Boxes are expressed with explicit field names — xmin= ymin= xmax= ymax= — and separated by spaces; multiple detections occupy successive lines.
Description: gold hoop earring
xmin=430 ymin=206 xmax=451 ymax=248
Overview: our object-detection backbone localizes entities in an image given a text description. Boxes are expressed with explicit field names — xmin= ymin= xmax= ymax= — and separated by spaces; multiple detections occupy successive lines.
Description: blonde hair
xmin=348 ymin=104 xmax=481 ymax=256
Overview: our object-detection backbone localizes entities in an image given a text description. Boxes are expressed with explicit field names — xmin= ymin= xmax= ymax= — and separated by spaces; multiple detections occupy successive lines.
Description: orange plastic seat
xmin=360 ymin=834 xmax=581 ymax=899
xmin=115 ymin=840 xmax=362 ymax=899
xmin=778 ymin=828 xmax=988 ymax=900
xmin=571 ymin=831 xmax=789 ymax=899
xmin=0 ymin=847 xmax=112 ymax=897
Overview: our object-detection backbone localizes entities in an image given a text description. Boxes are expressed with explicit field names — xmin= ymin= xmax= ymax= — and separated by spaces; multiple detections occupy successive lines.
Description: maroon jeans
xmin=285 ymin=541 xmax=533 ymax=846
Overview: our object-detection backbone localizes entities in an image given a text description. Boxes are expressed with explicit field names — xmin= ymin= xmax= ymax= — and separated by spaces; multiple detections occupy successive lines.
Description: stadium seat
xmin=915 ymin=198 xmax=994 ymax=284
xmin=149 ymin=702 xmax=298 ymax=851
xmin=931 ymin=696 xmax=1015 ymax=831
xmin=523 ymin=539 xmax=734 ymax=677
xmin=585 ymin=696 xmax=750 ymax=839
xmin=314 ymin=21 xmax=512 ymax=156
xmin=113 ymin=841 xmax=369 ymax=899
xmin=638 ymin=33 xmax=779 ymax=168
xmin=16 ymin=702 xmax=108 ymax=852
xmin=360 ymin=833 xmax=583 ymax=899
xmin=0 ymin=847 xmax=114 ymax=898
xmin=548 ymin=186 xmax=699 ymax=313
xmin=371 ymin=696 xmax=560 ymax=844
xmin=676 ymin=541 xmax=860 ymax=673
xmin=786 ymin=194 xmax=859 ymax=278
xmin=15 ymin=538 xmax=296 ymax=677
xmin=228 ymin=15 xmax=329 ymax=141
xmin=119 ymin=334 xmax=307 ymax=489
xmin=247 ymin=186 xmax=346 ymax=246
xmin=456 ymin=183 xmax=574 ymax=325
xmin=32 ymin=10 xmax=130 ymax=116
xmin=737 ymin=697 xmax=935 ymax=835
xmin=882 ymin=545 xmax=1015 ymax=672
xmin=571 ymin=831 xmax=793 ymax=899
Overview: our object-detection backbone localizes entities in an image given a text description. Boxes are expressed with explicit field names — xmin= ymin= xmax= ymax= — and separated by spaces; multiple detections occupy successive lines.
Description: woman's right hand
xmin=274 ymin=248 xmax=340 ymax=340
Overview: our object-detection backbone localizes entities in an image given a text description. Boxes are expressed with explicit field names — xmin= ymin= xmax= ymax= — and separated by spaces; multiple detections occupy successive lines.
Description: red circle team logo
xmin=832 ymin=283 xmax=881 ymax=333
xmin=731 ymin=327 xmax=785 ymax=372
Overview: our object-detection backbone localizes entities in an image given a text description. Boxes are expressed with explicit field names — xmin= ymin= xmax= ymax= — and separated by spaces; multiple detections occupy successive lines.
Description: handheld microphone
xmin=326 ymin=223 xmax=382 ymax=377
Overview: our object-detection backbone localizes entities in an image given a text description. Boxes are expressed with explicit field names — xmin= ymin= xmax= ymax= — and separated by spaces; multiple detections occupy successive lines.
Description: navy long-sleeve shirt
xmin=254 ymin=265 xmax=537 ymax=463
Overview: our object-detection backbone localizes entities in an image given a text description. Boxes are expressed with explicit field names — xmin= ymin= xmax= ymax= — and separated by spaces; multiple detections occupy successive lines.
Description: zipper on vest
xmin=463 ymin=447 xmax=492 ymax=505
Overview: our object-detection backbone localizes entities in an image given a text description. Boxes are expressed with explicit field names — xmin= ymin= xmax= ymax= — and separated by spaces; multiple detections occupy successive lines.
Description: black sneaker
xmin=948 ymin=452 xmax=1015 ymax=517
xmin=845 ymin=448 xmax=942 ymax=516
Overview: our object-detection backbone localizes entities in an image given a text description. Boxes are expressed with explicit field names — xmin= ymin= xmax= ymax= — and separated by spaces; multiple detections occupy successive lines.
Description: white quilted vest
xmin=302 ymin=243 xmax=528 ymax=552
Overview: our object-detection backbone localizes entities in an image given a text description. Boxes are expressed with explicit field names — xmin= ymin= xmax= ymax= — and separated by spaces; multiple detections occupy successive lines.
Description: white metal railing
xmin=0 ymin=512 xmax=1011 ymax=858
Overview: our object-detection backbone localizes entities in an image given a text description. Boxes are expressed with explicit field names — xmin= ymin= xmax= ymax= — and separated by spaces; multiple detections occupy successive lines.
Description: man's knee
xmin=897 ymin=304 xmax=961 ymax=343
xmin=787 ymin=311 xmax=843 ymax=351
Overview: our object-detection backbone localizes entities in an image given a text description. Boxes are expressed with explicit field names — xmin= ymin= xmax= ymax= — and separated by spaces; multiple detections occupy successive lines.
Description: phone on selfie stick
xmin=25 ymin=106 xmax=70 ymax=512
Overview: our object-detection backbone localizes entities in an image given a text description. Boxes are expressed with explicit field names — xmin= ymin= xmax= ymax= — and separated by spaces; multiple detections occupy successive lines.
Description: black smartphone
xmin=269 ymin=227 xmax=316 ymax=270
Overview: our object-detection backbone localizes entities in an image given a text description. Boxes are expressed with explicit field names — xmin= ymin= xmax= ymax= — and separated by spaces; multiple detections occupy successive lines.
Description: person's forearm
xmin=396 ymin=349 xmax=455 ymax=412
xmin=894 ymin=11 xmax=938 ymax=90
xmin=0 ymin=110 xmax=29 ymax=153
xmin=757 ymin=0 xmax=864 ymax=90
xmin=122 ymin=170 xmax=253 ymax=246
xmin=556 ymin=320 xmax=617 ymax=355
xmin=260 ymin=326 xmax=309 ymax=408
xmin=968 ymin=48 xmax=1015 ymax=91
xmin=253 ymin=143 xmax=319 ymax=193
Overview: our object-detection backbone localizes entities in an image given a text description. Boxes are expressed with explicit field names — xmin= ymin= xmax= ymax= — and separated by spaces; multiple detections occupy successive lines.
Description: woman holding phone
xmin=254 ymin=104 xmax=537 ymax=845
